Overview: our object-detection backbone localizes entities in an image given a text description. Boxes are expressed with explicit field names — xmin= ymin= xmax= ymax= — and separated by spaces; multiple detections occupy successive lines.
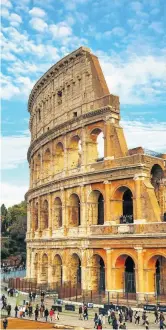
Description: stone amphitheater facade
xmin=26 ymin=47 xmax=166 ymax=301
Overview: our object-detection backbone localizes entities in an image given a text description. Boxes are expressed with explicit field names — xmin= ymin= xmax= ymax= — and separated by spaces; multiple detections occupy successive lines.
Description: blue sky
xmin=1 ymin=0 xmax=166 ymax=206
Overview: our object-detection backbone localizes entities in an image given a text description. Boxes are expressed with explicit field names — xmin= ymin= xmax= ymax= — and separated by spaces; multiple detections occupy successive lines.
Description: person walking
xmin=97 ymin=319 xmax=102 ymax=329
xmin=28 ymin=305 xmax=33 ymax=318
xmin=145 ymin=317 xmax=149 ymax=330
xmin=94 ymin=312 xmax=99 ymax=328
xmin=142 ymin=311 xmax=147 ymax=325
xmin=44 ymin=308 xmax=49 ymax=322
xmin=128 ymin=308 xmax=133 ymax=323
xmin=6 ymin=304 xmax=11 ymax=316
xmin=14 ymin=305 xmax=19 ymax=318
xmin=134 ymin=311 xmax=140 ymax=325
xmin=79 ymin=305 xmax=83 ymax=320
xmin=155 ymin=309 xmax=159 ymax=323
xmin=83 ymin=305 xmax=88 ymax=320
xmin=3 ymin=318 xmax=8 ymax=329
xmin=34 ymin=308 xmax=39 ymax=321
xmin=112 ymin=316 xmax=118 ymax=330
xmin=40 ymin=305 xmax=44 ymax=318
xmin=49 ymin=308 xmax=54 ymax=322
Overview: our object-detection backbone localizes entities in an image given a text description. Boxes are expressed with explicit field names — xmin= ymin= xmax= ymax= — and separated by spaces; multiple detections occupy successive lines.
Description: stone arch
xmin=68 ymin=135 xmax=81 ymax=169
xmin=68 ymin=194 xmax=81 ymax=227
xmin=88 ymin=190 xmax=104 ymax=225
xmin=54 ymin=142 xmax=64 ymax=173
xmin=91 ymin=254 xmax=105 ymax=292
xmin=41 ymin=253 xmax=48 ymax=283
xmin=54 ymin=197 xmax=62 ymax=228
xmin=43 ymin=148 xmax=51 ymax=177
xmin=146 ymin=254 xmax=166 ymax=295
xmin=114 ymin=254 xmax=136 ymax=294
xmin=41 ymin=199 xmax=49 ymax=230
xmin=70 ymin=253 xmax=82 ymax=288
xmin=87 ymin=128 xmax=104 ymax=163
xmin=112 ymin=186 xmax=134 ymax=223
xmin=151 ymin=164 xmax=164 ymax=206
xmin=34 ymin=202 xmax=38 ymax=231
xmin=52 ymin=254 xmax=62 ymax=287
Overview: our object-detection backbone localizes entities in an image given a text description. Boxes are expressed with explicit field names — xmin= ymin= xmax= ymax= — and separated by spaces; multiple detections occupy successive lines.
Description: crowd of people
xmin=1 ymin=290 xmax=166 ymax=329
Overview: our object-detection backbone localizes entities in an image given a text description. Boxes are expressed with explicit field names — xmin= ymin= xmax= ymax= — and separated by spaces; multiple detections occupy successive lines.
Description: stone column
xmin=105 ymin=248 xmax=114 ymax=291
xmin=27 ymin=201 xmax=31 ymax=234
xmin=80 ymin=184 xmax=86 ymax=229
xmin=81 ymin=126 xmax=87 ymax=168
xmin=48 ymin=193 xmax=52 ymax=236
xmin=38 ymin=196 xmax=42 ymax=237
xmin=104 ymin=120 xmax=114 ymax=160
xmin=61 ymin=188 xmax=67 ymax=235
xmin=135 ymin=247 xmax=144 ymax=301
xmin=48 ymin=251 xmax=53 ymax=287
xmin=104 ymin=181 xmax=111 ymax=224
xmin=63 ymin=135 xmax=68 ymax=174
xmin=134 ymin=174 xmax=146 ymax=223
xmin=81 ymin=249 xmax=88 ymax=290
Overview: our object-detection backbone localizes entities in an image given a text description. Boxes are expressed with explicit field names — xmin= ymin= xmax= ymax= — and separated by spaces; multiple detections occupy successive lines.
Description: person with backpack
xmin=44 ymin=308 xmax=49 ymax=322
xmin=3 ymin=318 xmax=8 ymax=330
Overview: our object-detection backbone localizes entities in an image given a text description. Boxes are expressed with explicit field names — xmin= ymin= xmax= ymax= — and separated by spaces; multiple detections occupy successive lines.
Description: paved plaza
xmin=1 ymin=287 xmax=165 ymax=329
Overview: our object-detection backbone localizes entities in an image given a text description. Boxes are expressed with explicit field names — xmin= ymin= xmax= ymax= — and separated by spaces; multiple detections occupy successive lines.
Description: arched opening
xmin=115 ymin=255 xmax=136 ymax=294
xmin=43 ymin=148 xmax=51 ymax=178
xmin=125 ymin=256 xmax=136 ymax=293
xmin=54 ymin=142 xmax=64 ymax=174
xmin=88 ymin=190 xmax=104 ymax=225
xmin=68 ymin=135 xmax=82 ymax=169
xmin=151 ymin=164 xmax=164 ymax=206
xmin=54 ymin=197 xmax=62 ymax=228
xmin=147 ymin=255 xmax=166 ymax=296
xmin=87 ymin=128 xmax=104 ymax=163
xmin=68 ymin=194 xmax=81 ymax=227
xmin=41 ymin=200 xmax=49 ymax=230
xmin=71 ymin=254 xmax=82 ymax=288
xmin=91 ymin=255 xmax=105 ymax=292
xmin=113 ymin=186 xmax=134 ymax=224
xmin=53 ymin=255 xmax=62 ymax=287
xmin=34 ymin=202 xmax=38 ymax=231
xmin=123 ymin=189 xmax=133 ymax=223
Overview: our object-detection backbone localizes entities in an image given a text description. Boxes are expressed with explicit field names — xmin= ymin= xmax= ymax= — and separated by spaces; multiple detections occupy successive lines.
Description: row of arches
xmin=32 ymin=187 xmax=134 ymax=231
xmin=32 ymin=129 xmax=104 ymax=182
xmin=34 ymin=252 xmax=166 ymax=295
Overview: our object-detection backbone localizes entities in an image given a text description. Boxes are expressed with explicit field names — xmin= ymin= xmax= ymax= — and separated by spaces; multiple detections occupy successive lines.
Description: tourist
xmin=145 ymin=317 xmax=149 ymax=330
xmin=155 ymin=309 xmax=159 ymax=323
xmin=124 ymin=309 xmax=128 ymax=322
xmin=83 ymin=305 xmax=88 ymax=320
xmin=32 ymin=292 xmax=36 ymax=301
xmin=142 ymin=311 xmax=147 ymax=325
xmin=28 ymin=304 xmax=33 ymax=318
xmin=108 ymin=309 xmax=111 ymax=324
xmin=55 ymin=310 xmax=59 ymax=320
xmin=6 ymin=304 xmax=11 ymax=316
xmin=79 ymin=305 xmax=83 ymax=320
xmin=134 ymin=311 xmax=140 ymax=325
xmin=40 ymin=305 xmax=44 ymax=318
xmin=119 ymin=311 xmax=123 ymax=323
xmin=29 ymin=292 xmax=32 ymax=302
xmin=34 ymin=307 xmax=39 ymax=321
xmin=112 ymin=316 xmax=118 ymax=329
xmin=3 ymin=318 xmax=8 ymax=329
xmin=97 ymin=319 xmax=102 ymax=329
xmin=15 ymin=305 xmax=19 ymax=318
xmin=49 ymin=308 xmax=54 ymax=321
xmin=160 ymin=313 xmax=166 ymax=328
xmin=128 ymin=307 xmax=133 ymax=323
xmin=94 ymin=312 xmax=99 ymax=328
xmin=44 ymin=308 xmax=49 ymax=322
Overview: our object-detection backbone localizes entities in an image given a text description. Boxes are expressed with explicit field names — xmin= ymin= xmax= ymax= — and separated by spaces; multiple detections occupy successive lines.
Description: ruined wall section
xmin=29 ymin=47 xmax=119 ymax=142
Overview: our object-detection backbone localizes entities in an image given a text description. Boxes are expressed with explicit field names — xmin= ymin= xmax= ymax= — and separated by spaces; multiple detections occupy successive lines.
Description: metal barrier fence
xmin=7 ymin=277 xmax=166 ymax=306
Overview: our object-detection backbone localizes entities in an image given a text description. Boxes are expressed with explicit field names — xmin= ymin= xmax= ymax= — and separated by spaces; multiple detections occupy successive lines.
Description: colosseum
xmin=26 ymin=46 xmax=166 ymax=302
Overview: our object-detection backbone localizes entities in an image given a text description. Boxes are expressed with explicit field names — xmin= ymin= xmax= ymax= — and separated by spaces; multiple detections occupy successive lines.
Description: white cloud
xmin=1 ymin=183 xmax=28 ymax=207
xmin=10 ymin=13 xmax=22 ymax=26
xmin=30 ymin=17 xmax=48 ymax=32
xmin=49 ymin=22 xmax=72 ymax=38
xmin=122 ymin=120 xmax=166 ymax=152
xmin=1 ymin=0 xmax=12 ymax=8
xmin=99 ymin=53 xmax=166 ymax=104
xmin=1 ymin=133 xmax=30 ymax=170
xmin=29 ymin=7 xmax=46 ymax=17
xmin=1 ymin=7 xmax=10 ymax=17
xmin=130 ymin=1 xmax=142 ymax=12
xmin=0 ymin=73 xmax=35 ymax=100
xmin=149 ymin=22 xmax=164 ymax=34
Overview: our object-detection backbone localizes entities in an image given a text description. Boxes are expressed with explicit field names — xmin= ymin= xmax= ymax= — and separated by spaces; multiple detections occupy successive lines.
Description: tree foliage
xmin=1 ymin=201 xmax=27 ymax=262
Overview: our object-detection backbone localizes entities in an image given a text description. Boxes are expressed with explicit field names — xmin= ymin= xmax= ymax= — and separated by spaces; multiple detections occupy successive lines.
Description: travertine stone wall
xmin=26 ymin=47 xmax=166 ymax=300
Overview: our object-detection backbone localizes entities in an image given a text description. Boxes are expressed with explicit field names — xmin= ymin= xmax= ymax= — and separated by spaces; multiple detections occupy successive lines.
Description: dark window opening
xmin=121 ymin=189 xmax=133 ymax=223
xmin=98 ymin=193 xmax=104 ymax=225
xmin=57 ymin=90 xmax=62 ymax=97
xmin=38 ymin=109 xmax=41 ymax=121
xmin=99 ymin=258 xmax=105 ymax=291
xmin=47 ymin=127 xmax=49 ymax=131
xmin=73 ymin=112 xmax=77 ymax=118
xmin=125 ymin=257 xmax=136 ymax=293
